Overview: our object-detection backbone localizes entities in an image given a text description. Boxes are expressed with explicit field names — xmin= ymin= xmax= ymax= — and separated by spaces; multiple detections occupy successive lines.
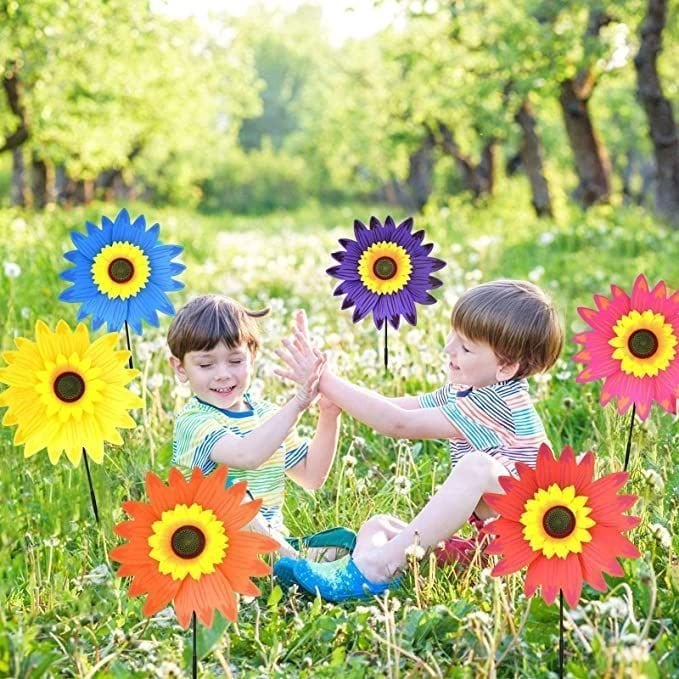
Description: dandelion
xmin=394 ymin=475 xmax=412 ymax=495
xmin=343 ymin=454 xmax=358 ymax=468
xmin=83 ymin=564 xmax=111 ymax=585
xmin=642 ymin=469 xmax=665 ymax=492
xmin=146 ymin=374 xmax=164 ymax=390
xmin=649 ymin=523 xmax=671 ymax=549
xmin=528 ymin=266 xmax=545 ymax=282
xmin=405 ymin=544 xmax=425 ymax=560
xmin=158 ymin=661 xmax=183 ymax=678
xmin=3 ymin=261 xmax=21 ymax=278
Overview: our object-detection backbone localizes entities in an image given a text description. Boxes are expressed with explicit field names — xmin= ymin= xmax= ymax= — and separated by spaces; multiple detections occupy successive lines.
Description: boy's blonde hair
xmin=451 ymin=279 xmax=563 ymax=380
xmin=168 ymin=295 xmax=269 ymax=361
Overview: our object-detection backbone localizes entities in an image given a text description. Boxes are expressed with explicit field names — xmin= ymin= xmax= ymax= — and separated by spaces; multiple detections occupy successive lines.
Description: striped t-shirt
xmin=417 ymin=379 xmax=548 ymax=472
xmin=172 ymin=395 xmax=309 ymax=529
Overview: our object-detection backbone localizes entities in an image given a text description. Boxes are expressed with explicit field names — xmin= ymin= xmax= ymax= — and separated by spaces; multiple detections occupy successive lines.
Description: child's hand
xmin=292 ymin=352 xmax=326 ymax=410
xmin=274 ymin=322 xmax=325 ymax=387
xmin=318 ymin=394 xmax=341 ymax=416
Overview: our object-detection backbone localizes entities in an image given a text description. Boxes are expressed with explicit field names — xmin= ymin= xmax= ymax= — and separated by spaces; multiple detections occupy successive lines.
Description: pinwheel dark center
xmin=628 ymin=329 xmax=658 ymax=359
xmin=53 ymin=371 xmax=86 ymax=403
xmin=543 ymin=506 xmax=576 ymax=539
xmin=373 ymin=256 xmax=397 ymax=280
xmin=171 ymin=526 xmax=206 ymax=559
xmin=108 ymin=257 xmax=134 ymax=283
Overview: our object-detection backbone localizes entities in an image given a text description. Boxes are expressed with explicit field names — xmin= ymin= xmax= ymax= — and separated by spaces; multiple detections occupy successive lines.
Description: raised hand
xmin=275 ymin=311 xmax=324 ymax=386
xmin=292 ymin=351 xmax=326 ymax=410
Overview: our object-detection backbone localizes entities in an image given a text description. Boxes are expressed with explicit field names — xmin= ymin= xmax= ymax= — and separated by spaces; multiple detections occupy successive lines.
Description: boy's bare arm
xmin=210 ymin=355 xmax=324 ymax=470
xmin=286 ymin=399 xmax=341 ymax=490
xmin=319 ymin=369 xmax=457 ymax=439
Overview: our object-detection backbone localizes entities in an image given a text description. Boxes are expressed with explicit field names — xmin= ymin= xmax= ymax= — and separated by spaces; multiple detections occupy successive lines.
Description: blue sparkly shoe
xmin=292 ymin=555 xmax=400 ymax=603
xmin=273 ymin=556 xmax=298 ymax=588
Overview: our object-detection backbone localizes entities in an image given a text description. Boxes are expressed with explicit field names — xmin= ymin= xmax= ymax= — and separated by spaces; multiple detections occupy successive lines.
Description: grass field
xmin=0 ymin=194 xmax=677 ymax=677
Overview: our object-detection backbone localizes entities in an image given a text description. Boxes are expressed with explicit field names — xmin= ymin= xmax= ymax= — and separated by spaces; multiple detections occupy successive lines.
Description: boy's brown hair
xmin=168 ymin=295 xmax=269 ymax=361
xmin=451 ymin=279 xmax=563 ymax=380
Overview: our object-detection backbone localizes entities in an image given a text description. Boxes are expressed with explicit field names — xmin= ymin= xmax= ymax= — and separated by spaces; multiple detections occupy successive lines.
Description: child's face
xmin=444 ymin=329 xmax=517 ymax=388
xmin=170 ymin=342 xmax=254 ymax=411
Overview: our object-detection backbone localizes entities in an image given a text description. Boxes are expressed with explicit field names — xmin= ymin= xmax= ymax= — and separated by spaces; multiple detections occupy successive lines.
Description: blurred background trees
xmin=1 ymin=0 xmax=676 ymax=224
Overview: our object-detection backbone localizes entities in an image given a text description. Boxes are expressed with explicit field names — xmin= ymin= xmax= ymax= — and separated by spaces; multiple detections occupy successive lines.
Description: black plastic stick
xmin=192 ymin=612 xmax=197 ymax=678
xmin=124 ymin=321 xmax=134 ymax=370
xmin=623 ymin=404 xmax=636 ymax=471
xmin=82 ymin=448 xmax=99 ymax=524
xmin=559 ymin=590 xmax=564 ymax=679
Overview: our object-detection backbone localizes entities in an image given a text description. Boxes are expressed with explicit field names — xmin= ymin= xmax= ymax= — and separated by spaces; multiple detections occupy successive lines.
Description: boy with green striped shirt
xmin=168 ymin=294 xmax=351 ymax=558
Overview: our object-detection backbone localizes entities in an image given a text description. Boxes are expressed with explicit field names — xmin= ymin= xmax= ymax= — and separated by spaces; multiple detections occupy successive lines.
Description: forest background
xmin=0 ymin=0 xmax=677 ymax=677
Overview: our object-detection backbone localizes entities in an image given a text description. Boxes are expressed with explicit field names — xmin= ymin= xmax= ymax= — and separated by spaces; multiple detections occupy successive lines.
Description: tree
xmin=634 ymin=0 xmax=679 ymax=224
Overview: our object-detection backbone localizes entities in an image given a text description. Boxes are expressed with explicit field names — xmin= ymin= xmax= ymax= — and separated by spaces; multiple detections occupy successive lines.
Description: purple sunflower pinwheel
xmin=327 ymin=216 xmax=446 ymax=329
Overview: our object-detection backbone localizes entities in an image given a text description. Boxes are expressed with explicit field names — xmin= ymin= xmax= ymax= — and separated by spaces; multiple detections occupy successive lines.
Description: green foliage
xmin=0 ymin=197 xmax=677 ymax=676
xmin=201 ymin=141 xmax=312 ymax=214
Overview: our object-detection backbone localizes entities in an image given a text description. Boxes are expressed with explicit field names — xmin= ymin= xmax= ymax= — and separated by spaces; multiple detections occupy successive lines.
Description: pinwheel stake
xmin=0 ymin=320 xmax=142 ymax=524
xmin=124 ymin=321 xmax=134 ymax=370
xmin=327 ymin=216 xmax=445 ymax=371
xmin=111 ymin=467 xmax=278 ymax=676
xmin=82 ymin=448 xmax=100 ymax=524
xmin=483 ymin=445 xmax=640 ymax=679
xmin=573 ymin=275 xmax=678 ymax=469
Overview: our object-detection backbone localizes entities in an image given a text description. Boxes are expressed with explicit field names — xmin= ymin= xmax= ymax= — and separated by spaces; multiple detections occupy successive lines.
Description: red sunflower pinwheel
xmin=573 ymin=274 xmax=679 ymax=420
xmin=483 ymin=444 xmax=640 ymax=608
xmin=111 ymin=466 xmax=278 ymax=628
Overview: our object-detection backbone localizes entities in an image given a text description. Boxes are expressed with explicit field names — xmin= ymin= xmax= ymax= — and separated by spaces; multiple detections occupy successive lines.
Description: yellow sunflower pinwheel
xmin=0 ymin=320 xmax=143 ymax=465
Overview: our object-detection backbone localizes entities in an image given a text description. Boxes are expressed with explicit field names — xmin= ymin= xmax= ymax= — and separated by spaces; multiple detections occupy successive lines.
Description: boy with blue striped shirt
xmin=275 ymin=279 xmax=564 ymax=600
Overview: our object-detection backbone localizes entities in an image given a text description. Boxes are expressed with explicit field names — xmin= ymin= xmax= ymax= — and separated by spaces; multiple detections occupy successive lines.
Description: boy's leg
xmin=353 ymin=451 xmax=510 ymax=582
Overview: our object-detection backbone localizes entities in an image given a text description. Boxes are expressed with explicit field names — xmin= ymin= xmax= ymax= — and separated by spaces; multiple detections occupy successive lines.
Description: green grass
xmin=0 ymin=194 xmax=677 ymax=677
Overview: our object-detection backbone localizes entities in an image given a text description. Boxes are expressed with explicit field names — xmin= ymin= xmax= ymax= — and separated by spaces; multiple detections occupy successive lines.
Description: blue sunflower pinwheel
xmin=59 ymin=209 xmax=185 ymax=334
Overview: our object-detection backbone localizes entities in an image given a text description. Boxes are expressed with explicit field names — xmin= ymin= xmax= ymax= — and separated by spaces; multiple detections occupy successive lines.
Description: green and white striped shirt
xmin=172 ymin=395 xmax=309 ymax=529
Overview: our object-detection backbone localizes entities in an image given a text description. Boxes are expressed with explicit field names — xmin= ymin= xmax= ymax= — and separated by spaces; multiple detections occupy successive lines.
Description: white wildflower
xmin=405 ymin=544 xmax=425 ymax=560
xmin=394 ymin=475 xmax=412 ymax=495
xmin=146 ymin=374 xmax=164 ymax=390
xmin=643 ymin=469 xmax=664 ymax=492
xmin=151 ymin=607 xmax=178 ymax=628
xmin=171 ymin=382 xmax=192 ymax=399
xmin=649 ymin=523 xmax=671 ymax=549
xmin=538 ymin=231 xmax=555 ymax=246
xmin=343 ymin=454 xmax=357 ymax=468
xmin=3 ymin=261 xmax=21 ymax=278
xmin=83 ymin=564 xmax=111 ymax=585
xmin=528 ymin=266 xmax=545 ymax=282
xmin=136 ymin=342 xmax=153 ymax=362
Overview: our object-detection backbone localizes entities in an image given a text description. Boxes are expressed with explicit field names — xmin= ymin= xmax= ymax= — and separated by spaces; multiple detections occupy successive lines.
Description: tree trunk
xmin=11 ymin=147 xmax=27 ymax=207
xmin=30 ymin=156 xmax=56 ymax=209
xmin=558 ymin=10 xmax=612 ymax=207
xmin=31 ymin=157 xmax=48 ymax=209
xmin=405 ymin=131 xmax=435 ymax=210
xmin=515 ymin=99 xmax=553 ymax=217
xmin=559 ymin=78 xmax=611 ymax=206
xmin=74 ymin=179 xmax=95 ymax=204
xmin=433 ymin=121 xmax=497 ymax=198
xmin=634 ymin=0 xmax=679 ymax=225
xmin=1 ymin=66 xmax=29 ymax=154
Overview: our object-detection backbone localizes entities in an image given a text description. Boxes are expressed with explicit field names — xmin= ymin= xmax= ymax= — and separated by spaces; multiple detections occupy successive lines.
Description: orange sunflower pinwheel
xmin=111 ymin=466 xmax=278 ymax=628
xmin=482 ymin=444 xmax=640 ymax=608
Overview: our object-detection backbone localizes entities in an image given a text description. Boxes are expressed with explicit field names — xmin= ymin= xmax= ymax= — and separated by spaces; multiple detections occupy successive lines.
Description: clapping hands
xmin=275 ymin=310 xmax=339 ymax=414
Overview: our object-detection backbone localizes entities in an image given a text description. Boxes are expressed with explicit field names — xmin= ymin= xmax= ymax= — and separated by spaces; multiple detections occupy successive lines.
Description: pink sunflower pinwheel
xmin=573 ymin=274 xmax=678 ymax=420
